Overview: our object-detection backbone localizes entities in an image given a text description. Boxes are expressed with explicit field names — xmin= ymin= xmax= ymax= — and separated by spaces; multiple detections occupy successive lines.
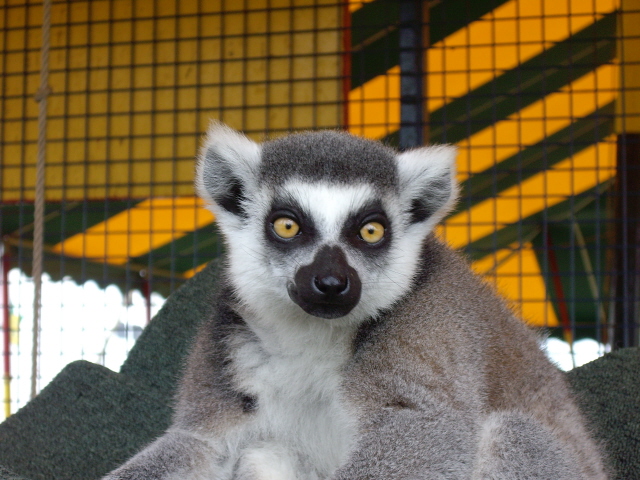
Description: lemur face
xmin=196 ymin=123 xmax=458 ymax=326
xmin=262 ymin=181 xmax=394 ymax=320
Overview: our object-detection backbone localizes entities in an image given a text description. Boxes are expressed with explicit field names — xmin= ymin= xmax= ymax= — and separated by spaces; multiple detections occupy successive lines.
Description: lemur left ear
xmin=196 ymin=121 xmax=262 ymax=217
xmin=395 ymin=145 xmax=459 ymax=226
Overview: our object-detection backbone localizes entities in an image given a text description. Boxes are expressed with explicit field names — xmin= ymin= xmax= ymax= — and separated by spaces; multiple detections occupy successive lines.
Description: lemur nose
xmin=314 ymin=275 xmax=349 ymax=296
xmin=288 ymin=245 xmax=362 ymax=318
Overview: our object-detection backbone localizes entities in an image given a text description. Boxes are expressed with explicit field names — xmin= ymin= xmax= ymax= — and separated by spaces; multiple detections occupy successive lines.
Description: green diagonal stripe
xmin=351 ymin=0 xmax=399 ymax=48
xmin=454 ymin=102 xmax=615 ymax=215
xmin=428 ymin=12 xmax=616 ymax=144
xmin=0 ymin=200 xmax=137 ymax=246
xmin=129 ymin=222 xmax=222 ymax=275
xmin=351 ymin=28 xmax=400 ymax=90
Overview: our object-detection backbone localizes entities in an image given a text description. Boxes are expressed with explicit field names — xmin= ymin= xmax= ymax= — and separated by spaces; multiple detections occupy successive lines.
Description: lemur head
xmin=196 ymin=122 xmax=458 ymax=327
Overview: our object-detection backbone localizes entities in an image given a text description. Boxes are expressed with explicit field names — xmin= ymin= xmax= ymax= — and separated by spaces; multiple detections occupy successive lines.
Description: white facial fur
xmin=217 ymin=180 xmax=428 ymax=331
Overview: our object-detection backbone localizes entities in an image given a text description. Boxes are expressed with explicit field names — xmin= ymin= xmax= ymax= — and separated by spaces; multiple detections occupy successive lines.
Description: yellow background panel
xmin=1 ymin=0 xmax=343 ymax=202
xmin=427 ymin=0 xmax=617 ymax=112
xmin=348 ymin=66 xmax=400 ymax=140
xmin=52 ymin=197 xmax=214 ymax=264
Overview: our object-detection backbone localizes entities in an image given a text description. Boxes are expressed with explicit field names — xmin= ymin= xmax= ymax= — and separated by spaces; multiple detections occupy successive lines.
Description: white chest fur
xmin=226 ymin=316 xmax=357 ymax=480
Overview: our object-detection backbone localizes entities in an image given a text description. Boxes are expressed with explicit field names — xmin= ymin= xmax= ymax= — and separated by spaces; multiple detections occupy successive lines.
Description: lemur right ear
xmin=196 ymin=122 xmax=262 ymax=217
xmin=395 ymin=145 xmax=459 ymax=228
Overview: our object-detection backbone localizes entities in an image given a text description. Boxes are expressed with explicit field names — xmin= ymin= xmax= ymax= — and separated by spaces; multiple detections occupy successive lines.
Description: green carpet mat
xmin=567 ymin=347 xmax=640 ymax=479
xmin=0 ymin=466 xmax=27 ymax=480
xmin=0 ymin=361 xmax=170 ymax=480
xmin=0 ymin=257 xmax=636 ymax=480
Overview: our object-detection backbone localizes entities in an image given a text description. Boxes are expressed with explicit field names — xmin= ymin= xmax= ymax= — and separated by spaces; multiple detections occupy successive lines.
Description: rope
xmin=31 ymin=0 xmax=52 ymax=400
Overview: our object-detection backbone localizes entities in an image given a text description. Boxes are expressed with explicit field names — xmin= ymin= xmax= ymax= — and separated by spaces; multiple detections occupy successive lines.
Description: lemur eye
xmin=273 ymin=217 xmax=300 ymax=239
xmin=359 ymin=221 xmax=385 ymax=244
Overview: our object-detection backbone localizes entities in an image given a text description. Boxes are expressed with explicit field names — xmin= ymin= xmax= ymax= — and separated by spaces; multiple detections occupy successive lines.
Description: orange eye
xmin=273 ymin=217 xmax=300 ymax=239
xmin=359 ymin=221 xmax=385 ymax=244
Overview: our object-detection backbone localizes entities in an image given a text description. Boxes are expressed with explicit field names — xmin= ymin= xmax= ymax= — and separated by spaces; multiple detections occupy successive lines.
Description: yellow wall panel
xmin=2 ymin=0 xmax=343 ymax=202
xmin=427 ymin=0 xmax=617 ymax=113
xmin=348 ymin=65 xmax=400 ymax=140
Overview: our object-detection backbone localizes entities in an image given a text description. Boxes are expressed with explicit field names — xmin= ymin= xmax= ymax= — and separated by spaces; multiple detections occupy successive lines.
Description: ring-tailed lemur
xmin=104 ymin=123 xmax=608 ymax=480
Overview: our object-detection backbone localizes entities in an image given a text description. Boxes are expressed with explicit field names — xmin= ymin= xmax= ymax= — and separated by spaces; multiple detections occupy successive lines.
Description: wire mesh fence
xmin=1 ymin=0 xmax=638 ymax=418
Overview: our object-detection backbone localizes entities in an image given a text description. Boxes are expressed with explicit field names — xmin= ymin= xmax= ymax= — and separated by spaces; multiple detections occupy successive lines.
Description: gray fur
xmin=104 ymin=124 xmax=608 ymax=480
xmin=260 ymin=130 xmax=398 ymax=190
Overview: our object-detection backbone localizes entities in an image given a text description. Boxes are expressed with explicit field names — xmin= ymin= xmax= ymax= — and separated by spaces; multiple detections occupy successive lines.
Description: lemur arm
xmin=102 ymin=429 xmax=228 ymax=480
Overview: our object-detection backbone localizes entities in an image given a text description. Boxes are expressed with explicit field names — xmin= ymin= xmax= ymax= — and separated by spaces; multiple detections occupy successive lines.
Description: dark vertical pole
xmin=399 ymin=0 xmax=424 ymax=149
xmin=342 ymin=0 xmax=351 ymax=130
xmin=613 ymin=133 xmax=640 ymax=349
xmin=421 ymin=1 xmax=430 ymax=144
xmin=141 ymin=276 xmax=151 ymax=326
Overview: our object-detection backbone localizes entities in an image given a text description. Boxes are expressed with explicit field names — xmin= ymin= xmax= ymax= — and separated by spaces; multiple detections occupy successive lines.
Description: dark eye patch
xmin=341 ymin=200 xmax=391 ymax=252
xmin=264 ymin=197 xmax=317 ymax=250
